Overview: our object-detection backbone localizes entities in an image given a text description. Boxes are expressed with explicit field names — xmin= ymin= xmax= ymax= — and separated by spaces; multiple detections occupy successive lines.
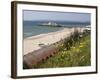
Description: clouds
xmin=23 ymin=10 xmax=90 ymax=22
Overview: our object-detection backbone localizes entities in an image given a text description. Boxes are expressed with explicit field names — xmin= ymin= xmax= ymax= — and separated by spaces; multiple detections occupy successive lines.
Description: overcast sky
xmin=23 ymin=10 xmax=91 ymax=22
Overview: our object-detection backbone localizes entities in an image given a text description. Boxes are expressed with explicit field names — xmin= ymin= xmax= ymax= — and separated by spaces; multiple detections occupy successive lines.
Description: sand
xmin=23 ymin=27 xmax=86 ymax=55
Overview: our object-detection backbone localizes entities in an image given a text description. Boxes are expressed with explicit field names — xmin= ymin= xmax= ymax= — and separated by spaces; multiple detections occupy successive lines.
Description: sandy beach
xmin=23 ymin=27 xmax=86 ymax=55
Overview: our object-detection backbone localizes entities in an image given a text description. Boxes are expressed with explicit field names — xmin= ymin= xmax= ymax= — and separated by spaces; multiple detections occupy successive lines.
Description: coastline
xmin=24 ymin=27 xmax=86 ymax=55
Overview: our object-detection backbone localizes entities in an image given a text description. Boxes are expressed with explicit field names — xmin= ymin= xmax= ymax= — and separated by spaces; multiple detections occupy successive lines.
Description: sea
xmin=23 ymin=21 xmax=90 ymax=39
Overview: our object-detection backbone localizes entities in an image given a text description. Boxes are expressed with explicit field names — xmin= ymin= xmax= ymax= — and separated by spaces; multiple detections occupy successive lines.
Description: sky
xmin=23 ymin=10 xmax=91 ymax=22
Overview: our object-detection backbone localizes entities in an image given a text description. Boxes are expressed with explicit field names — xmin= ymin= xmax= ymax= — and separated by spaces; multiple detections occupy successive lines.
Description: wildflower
xmin=80 ymin=42 xmax=84 ymax=45
xmin=79 ymin=45 xmax=83 ymax=48
xmin=76 ymin=48 xmax=80 ymax=52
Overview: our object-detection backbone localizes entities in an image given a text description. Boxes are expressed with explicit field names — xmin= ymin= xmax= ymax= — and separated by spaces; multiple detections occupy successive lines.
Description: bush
xmin=63 ymin=29 xmax=80 ymax=50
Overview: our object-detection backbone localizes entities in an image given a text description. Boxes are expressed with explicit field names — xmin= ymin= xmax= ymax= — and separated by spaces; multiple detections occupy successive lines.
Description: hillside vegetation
xmin=33 ymin=29 xmax=91 ymax=68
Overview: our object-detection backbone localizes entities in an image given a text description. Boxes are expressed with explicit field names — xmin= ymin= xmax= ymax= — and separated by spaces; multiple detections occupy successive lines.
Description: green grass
xmin=33 ymin=33 xmax=91 ymax=68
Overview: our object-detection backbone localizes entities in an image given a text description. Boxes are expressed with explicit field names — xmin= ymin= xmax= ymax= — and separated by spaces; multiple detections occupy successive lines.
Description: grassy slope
xmin=33 ymin=35 xmax=91 ymax=68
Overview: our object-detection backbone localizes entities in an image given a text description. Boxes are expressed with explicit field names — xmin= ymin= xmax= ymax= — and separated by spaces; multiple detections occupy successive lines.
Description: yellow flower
xmin=79 ymin=45 xmax=83 ymax=48
xmin=76 ymin=48 xmax=80 ymax=52
xmin=80 ymin=42 xmax=86 ymax=45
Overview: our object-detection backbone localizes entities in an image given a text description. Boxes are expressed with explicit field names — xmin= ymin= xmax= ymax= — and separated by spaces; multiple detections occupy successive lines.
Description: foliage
xmin=33 ymin=29 xmax=91 ymax=68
